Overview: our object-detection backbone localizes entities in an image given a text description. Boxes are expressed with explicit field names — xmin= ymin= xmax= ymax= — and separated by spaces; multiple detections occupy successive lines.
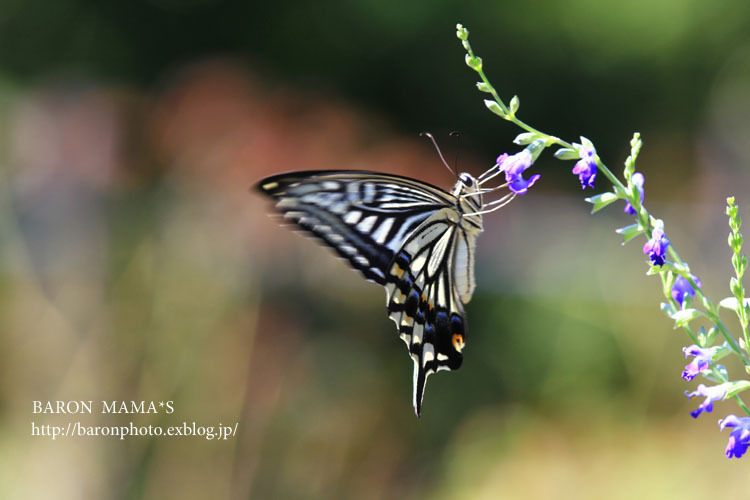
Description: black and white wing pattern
xmin=256 ymin=170 xmax=486 ymax=416
xmin=385 ymin=208 xmax=472 ymax=416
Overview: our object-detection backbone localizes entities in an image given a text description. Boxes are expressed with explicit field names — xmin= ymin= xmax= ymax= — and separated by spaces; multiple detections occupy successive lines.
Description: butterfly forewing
xmin=258 ymin=171 xmax=452 ymax=283
xmin=257 ymin=170 xmax=481 ymax=416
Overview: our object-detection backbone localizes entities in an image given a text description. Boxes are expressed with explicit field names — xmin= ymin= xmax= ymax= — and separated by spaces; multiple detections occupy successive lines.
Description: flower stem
xmin=464 ymin=35 xmax=628 ymax=195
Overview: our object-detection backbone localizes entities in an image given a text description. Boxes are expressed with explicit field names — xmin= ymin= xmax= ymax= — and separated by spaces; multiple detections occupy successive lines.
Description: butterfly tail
xmin=413 ymin=361 xmax=427 ymax=418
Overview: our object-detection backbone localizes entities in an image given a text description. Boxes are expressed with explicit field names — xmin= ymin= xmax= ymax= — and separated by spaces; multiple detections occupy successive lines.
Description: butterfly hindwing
xmin=257 ymin=171 xmax=452 ymax=284
xmin=385 ymin=209 xmax=466 ymax=416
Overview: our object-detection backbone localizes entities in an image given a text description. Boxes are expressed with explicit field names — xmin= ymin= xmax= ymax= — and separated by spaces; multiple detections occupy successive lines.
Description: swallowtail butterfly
xmin=256 ymin=157 xmax=514 ymax=416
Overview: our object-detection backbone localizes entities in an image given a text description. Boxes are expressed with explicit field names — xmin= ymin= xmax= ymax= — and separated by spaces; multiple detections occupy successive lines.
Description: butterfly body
xmin=257 ymin=170 xmax=496 ymax=416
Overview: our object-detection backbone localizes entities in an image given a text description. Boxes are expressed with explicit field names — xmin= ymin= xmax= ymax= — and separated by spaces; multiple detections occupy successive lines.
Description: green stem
xmin=465 ymin=39 xmax=628 ymax=194
xmin=733 ymin=246 xmax=750 ymax=353
xmin=741 ymin=313 xmax=750 ymax=362
xmin=479 ymin=91 xmax=626 ymax=191
xmin=736 ymin=395 xmax=750 ymax=416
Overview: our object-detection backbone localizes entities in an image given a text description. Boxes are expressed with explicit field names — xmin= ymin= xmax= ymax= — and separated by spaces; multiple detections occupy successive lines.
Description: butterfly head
xmin=453 ymin=172 xmax=480 ymax=197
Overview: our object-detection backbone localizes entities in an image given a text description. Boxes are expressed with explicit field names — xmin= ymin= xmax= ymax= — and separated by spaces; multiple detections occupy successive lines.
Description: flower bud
xmin=456 ymin=24 xmax=469 ymax=40
xmin=476 ymin=82 xmax=492 ymax=93
xmin=465 ymin=54 xmax=482 ymax=71
xmin=509 ymin=95 xmax=520 ymax=115
xmin=484 ymin=99 xmax=506 ymax=118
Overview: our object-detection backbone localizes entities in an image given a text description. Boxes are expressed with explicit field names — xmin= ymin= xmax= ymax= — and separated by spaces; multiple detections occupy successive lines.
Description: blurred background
xmin=1 ymin=0 xmax=750 ymax=498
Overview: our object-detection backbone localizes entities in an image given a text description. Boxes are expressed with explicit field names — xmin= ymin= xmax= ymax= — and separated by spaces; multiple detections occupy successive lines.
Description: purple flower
xmin=507 ymin=174 xmax=541 ymax=195
xmin=497 ymin=151 xmax=540 ymax=196
xmin=719 ymin=415 xmax=750 ymax=458
xmin=681 ymin=345 xmax=715 ymax=381
xmin=497 ymin=151 xmax=530 ymax=175
xmin=572 ymin=145 xmax=597 ymax=189
xmin=624 ymin=172 xmax=645 ymax=215
xmin=643 ymin=228 xmax=670 ymax=266
xmin=671 ymin=274 xmax=702 ymax=308
xmin=685 ymin=383 xmax=729 ymax=418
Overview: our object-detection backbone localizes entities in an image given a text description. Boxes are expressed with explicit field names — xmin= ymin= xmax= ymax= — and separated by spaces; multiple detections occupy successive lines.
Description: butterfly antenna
xmin=420 ymin=132 xmax=457 ymax=178
xmin=449 ymin=131 xmax=461 ymax=175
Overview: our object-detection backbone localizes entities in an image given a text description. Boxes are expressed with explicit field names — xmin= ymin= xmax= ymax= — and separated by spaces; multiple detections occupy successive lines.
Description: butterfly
xmin=256 ymin=146 xmax=515 ymax=416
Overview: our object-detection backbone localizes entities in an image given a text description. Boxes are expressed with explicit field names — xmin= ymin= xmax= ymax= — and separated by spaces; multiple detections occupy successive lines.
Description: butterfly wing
xmin=256 ymin=171 xmax=454 ymax=283
xmin=257 ymin=170 xmax=477 ymax=416
xmin=385 ymin=209 xmax=475 ymax=416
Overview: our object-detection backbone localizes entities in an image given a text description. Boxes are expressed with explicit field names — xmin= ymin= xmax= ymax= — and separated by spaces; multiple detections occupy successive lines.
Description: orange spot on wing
xmin=422 ymin=294 xmax=432 ymax=310
xmin=392 ymin=264 xmax=404 ymax=278
xmin=452 ymin=333 xmax=465 ymax=351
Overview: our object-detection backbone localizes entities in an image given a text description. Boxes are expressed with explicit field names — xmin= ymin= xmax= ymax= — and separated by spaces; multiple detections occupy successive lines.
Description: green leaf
xmin=553 ymin=148 xmax=578 ymax=160
xmin=703 ymin=371 xmax=726 ymax=384
xmin=714 ymin=365 xmax=729 ymax=381
xmin=525 ymin=139 xmax=546 ymax=161
xmin=706 ymin=326 xmax=719 ymax=345
xmin=719 ymin=297 xmax=750 ymax=309
xmin=697 ymin=327 xmax=708 ymax=347
xmin=719 ymin=297 xmax=738 ymax=309
xmin=660 ymin=302 xmax=676 ymax=317
xmin=585 ymin=192 xmax=620 ymax=214
xmin=579 ymin=136 xmax=595 ymax=151
xmin=646 ymin=262 xmax=676 ymax=275
xmin=484 ymin=99 xmax=505 ymax=117
xmin=509 ymin=95 xmax=520 ymax=115
xmin=476 ymin=82 xmax=492 ymax=93
xmin=726 ymin=380 xmax=750 ymax=398
xmin=616 ymin=223 xmax=644 ymax=244
xmin=514 ymin=132 xmax=537 ymax=145
xmin=669 ymin=308 xmax=704 ymax=327
xmin=714 ymin=342 xmax=733 ymax=360
xmin=731 ymin=276 xmax=742 ymax=296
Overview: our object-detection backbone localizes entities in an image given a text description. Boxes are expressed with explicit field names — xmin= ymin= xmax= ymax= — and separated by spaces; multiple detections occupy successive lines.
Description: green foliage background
xmin=1 ymin=1 xmax=750 ymax=498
